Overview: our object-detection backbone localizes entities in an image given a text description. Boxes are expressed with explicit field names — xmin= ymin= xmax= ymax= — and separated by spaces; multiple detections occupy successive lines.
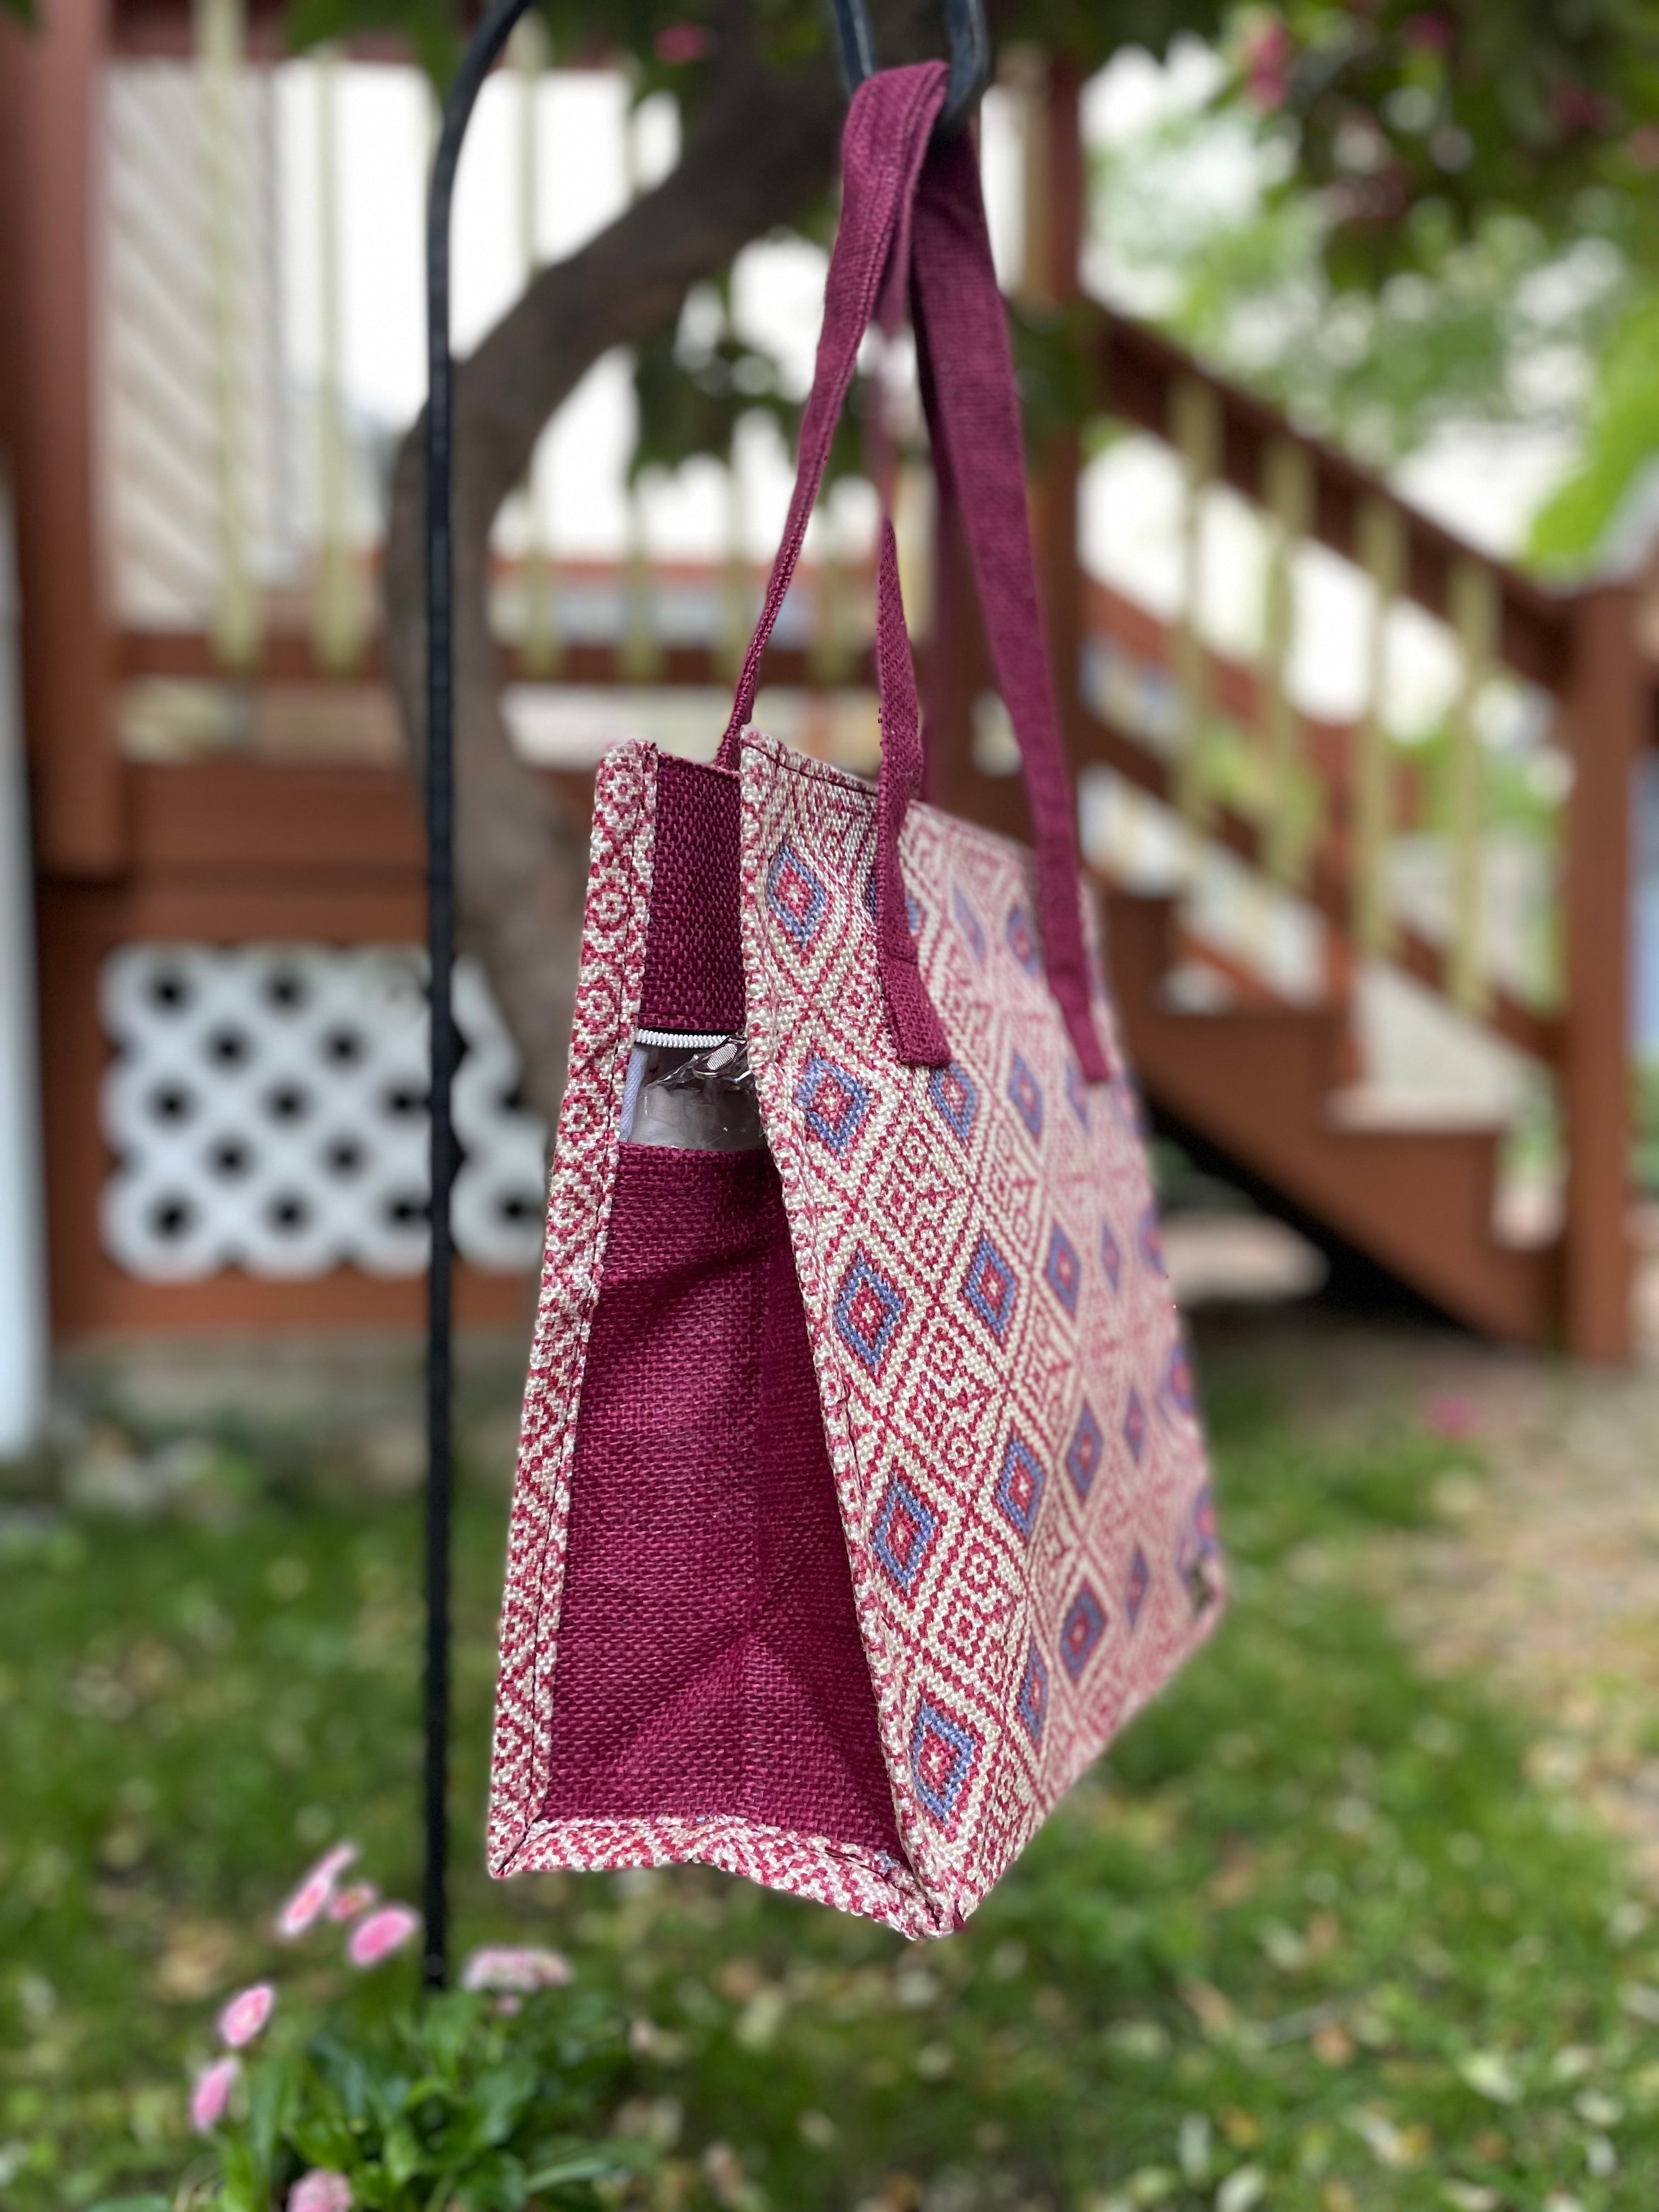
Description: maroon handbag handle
xmin=716 ymin=63 xmax=1108 ymax=1080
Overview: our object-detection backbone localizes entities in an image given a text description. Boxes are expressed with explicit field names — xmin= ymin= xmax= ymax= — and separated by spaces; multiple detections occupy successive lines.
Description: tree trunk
xmin=383 ymin=2 xmax=937 ymax=1130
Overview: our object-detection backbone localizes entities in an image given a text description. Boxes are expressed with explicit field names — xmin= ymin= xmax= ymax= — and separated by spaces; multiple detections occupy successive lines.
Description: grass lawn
xmin=3 ymin=1350 xmax=1658 ymax=2210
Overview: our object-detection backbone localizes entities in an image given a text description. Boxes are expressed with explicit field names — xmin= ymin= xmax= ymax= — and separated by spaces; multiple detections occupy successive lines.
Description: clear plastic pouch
xmin=619 ymin=1031 xmax=765 ymax=1153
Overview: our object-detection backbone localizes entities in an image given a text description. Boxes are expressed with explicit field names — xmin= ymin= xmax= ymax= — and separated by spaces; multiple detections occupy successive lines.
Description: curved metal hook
xmin=830 ymin=0 xmax=990 ymax=134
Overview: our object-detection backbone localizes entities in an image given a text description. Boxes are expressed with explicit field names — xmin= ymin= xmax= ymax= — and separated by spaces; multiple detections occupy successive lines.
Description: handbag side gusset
xmin=488 ymin=738 xmax=659 ymax=1877
xmin=490 ymin=741 xmax=950 ymax=1940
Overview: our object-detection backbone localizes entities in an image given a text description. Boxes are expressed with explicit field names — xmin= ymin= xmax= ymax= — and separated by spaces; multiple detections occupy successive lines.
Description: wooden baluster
xmin=312 ymin=47 xmax=364 ymax=674
xmin=894 ymin=460 xmax=934 ymax=653
xmin=1355 ymin=498 xmax=1405 ymax=955
xmin=1171 ymin=376 xmax=1219 ymax=836
xmin=1447 ymin=559 xmax=1496 ymax=1013
xmin=1014 ymin=47 xmax=1085 ymax=778
xmin=717 ymin=429 xmax=749 ymax=686
xmin=810 ymin=498 xmax=854 ymax=688
xmin=1561 ymin=582 xmax=1639 ymax=1362
xmin=514 ymin=17 xmax=561 ymax=678
xmin=619 ymin=87 xmax=662 ymax=683
xmin=196 ymin=0 xmax=259 ymax=669
xmin=1260 ymin=438 xmax=1311 ymax=888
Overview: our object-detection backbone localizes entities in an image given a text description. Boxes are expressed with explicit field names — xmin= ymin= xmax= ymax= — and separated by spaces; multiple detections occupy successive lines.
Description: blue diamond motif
xmin=1124 ymin=1385 xmax=1147 ymax=1465
xmin=871 ymin=1474 xmax=940 ymax=1597
xmin=794 ymin=1051 xmax=870 ymax=1160
xmin=909 ymin=1700 xmax=979 ymax=1823
xmin=927 ymin=1060 xmax=979 ymax=1146
xmin=1125 ymin=1544 xmax=1151 ymax=1628
xmin=766 ymin=840 xmax=827 ymax=951
xmin=1162 ymin=1338 xmax=1197 ymax=1418
xmin=1101 ymin=1218 xmax=1123 ymax=1292
xmin=1015 ymin=1639 xmax=1049 ymax=1748
xmin=862 ymin=868 xmax=921 ymax=938
xmin=1044 ymin=1223 xmax=1081 ymax=1318
xmin=1060 ymin=1583 xmax=1108 ymax=1683
xmin=1006 ymin=904 xmax=1040 ymax=977
xmin=962 ymin=1230 xmax=1018 ymax=1346
xmin=1138 ymin=1204 xmax=1166 ymax=1278
xmin=994 ymin=1431 xmax=1046 ymax=1543
xmin=1178 ymin=1483 xmax=1221 ymax=1615
xmin=1065 ymin=1402 xmax=1103 ymax=1500
xmin=952 ymin=885 xmax=985 ymax=966
xmin=1065 ymin=1059 xmax=1091 ymax=1129
xmin=1110 ymin=1075 xmax=1147 ymax=1137
xmin=833 ymin=1250 xmax=907 ymax=1377
xmin=1008 ymin=1052 xmax=1044 ymax=1142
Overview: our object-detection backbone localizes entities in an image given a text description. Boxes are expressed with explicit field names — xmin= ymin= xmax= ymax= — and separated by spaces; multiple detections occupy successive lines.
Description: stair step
xmin=1326 ymin=1087 xmax=1513 ymax=1136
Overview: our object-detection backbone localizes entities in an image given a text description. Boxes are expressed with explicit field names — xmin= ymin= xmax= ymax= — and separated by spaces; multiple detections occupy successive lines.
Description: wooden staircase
xmin=1101 ymin=885 xmax=1562 ymax=1344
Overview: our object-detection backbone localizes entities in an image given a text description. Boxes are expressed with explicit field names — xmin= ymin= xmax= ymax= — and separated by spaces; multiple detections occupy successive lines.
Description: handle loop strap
xmin=719 ymin=63 xmax=1108 ymax=1080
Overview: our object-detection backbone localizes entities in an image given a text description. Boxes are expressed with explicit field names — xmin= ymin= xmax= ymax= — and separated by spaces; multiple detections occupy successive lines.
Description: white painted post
xmin=0 ymin=470 xmax=48 ymax=1458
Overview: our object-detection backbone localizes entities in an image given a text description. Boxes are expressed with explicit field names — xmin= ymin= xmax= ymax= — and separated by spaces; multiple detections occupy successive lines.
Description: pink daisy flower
xmin=217 ymin=1981 xmax=275 ymax=2049
xmin=460 ymin=1945 xmax=573 ymax=1994
xmin=346 ymin=1904 xmax=421 ymax=1968
xmin=289 ymin=2172 xmax=353 ymax=2212
xmin=189 ymin=2054 xmax=240 ymax=2134
xmin=276 ymin=1843 xmax=358 ymax=1940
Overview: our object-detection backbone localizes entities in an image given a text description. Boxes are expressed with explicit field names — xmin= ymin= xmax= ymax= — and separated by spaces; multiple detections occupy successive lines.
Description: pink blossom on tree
xmin=654 ymin=22 xmax=710 ymax=65
xmin=346 ymin=1904 xmax=421 ymax=1968
xmin=289 ymin=2171 xmax=353 ymax=2212
xmin=276 ymin=1842 xmax=358 ymax=1940
xmin=1240 ymin=13 xmax=1294 ymax=111
xmin=217 ymin=1981 xmax=275 ymax=2049
xmin=460 ymin=1944 xmax=573 ymax=1994
xmin=189 ymin=2055 xmax=240 ymax=2134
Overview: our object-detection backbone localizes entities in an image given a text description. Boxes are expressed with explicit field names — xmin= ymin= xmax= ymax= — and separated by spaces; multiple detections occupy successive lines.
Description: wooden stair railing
xmin=936 ymin=50 xmax=1649 ymax=1358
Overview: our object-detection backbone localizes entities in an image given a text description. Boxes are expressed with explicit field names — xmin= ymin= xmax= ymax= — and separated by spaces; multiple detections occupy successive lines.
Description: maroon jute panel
xmin=539 ymin=1142 xmax=902 ymax=1857
xmin=637 ymin=754 xmax=744 ymax=1034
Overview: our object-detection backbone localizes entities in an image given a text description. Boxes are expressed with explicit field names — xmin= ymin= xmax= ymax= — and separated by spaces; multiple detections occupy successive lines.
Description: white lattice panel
xmin=100 ymin=945 xmax=548 ymax=1280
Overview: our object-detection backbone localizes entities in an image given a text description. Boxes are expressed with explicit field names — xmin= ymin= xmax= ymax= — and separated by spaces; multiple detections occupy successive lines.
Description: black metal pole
xmin=423 ymin=0 xmax=534 ymax=1995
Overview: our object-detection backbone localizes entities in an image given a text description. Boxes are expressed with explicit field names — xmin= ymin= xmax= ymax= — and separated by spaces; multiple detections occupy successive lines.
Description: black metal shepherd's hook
xmin=423 ymin=0 xmax=536 ymax=1993
xmin=420 ymin=0 xmax=991 ymax=1993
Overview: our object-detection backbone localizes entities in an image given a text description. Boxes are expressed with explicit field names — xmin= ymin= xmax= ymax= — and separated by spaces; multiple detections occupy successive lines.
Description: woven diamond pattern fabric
xmin=737 ymin=736 xmax=1221 ymax=1927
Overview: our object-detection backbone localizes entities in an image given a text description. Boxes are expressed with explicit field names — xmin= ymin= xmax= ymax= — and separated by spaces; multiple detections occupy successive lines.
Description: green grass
xmin=4 ymin=1362 xmax=1658 ymax=2209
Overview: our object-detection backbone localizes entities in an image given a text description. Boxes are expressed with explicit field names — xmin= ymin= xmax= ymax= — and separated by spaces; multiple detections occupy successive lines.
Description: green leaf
xmin=523 ymin=2148 xmax=634 ymax=2188
xmin=1528 ymin=285 xmax=1659 ymax=573
xmin=464 ymin=2057 xmax=540 ymax=2149
xmin=370 ymin=2112 xmax=421 ymax=2187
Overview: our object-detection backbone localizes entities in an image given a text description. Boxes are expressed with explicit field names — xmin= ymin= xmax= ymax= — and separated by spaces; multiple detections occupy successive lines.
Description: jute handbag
xmin=488 ymin=61 xmax=1222 ymax=1940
